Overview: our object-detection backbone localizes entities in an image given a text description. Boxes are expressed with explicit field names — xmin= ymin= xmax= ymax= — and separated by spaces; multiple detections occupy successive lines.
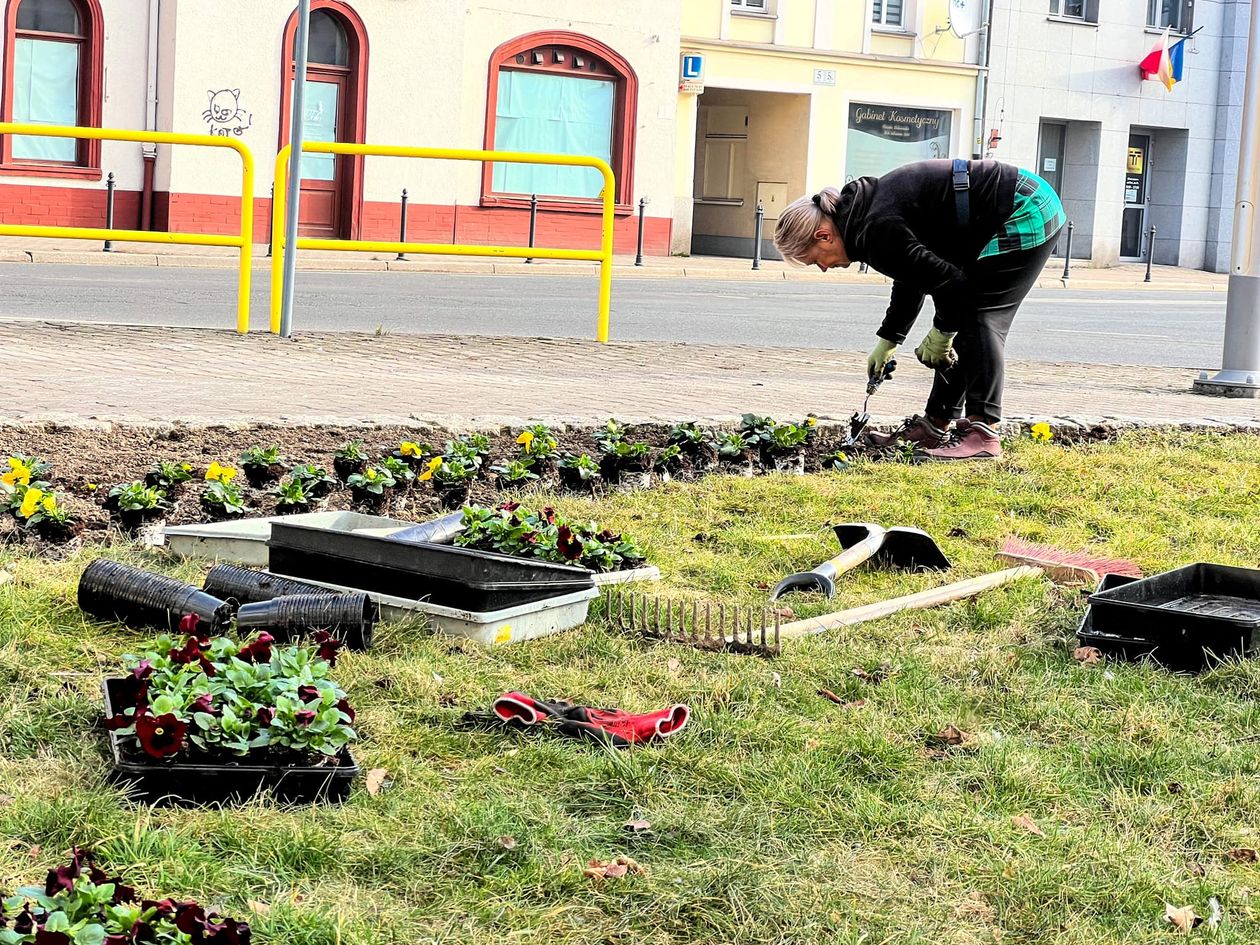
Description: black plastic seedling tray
xmin=268 ymin=522 xmax=595 ymax=611
xmin=1081 ymin=564 xmax=1260 ymax=670
xmin=102 ymin=679 xmax=357 ymax=804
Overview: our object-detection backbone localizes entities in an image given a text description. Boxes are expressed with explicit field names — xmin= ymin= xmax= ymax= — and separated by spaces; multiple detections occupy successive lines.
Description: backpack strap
xmin=952 ymin=158 xmax=970 ymax=230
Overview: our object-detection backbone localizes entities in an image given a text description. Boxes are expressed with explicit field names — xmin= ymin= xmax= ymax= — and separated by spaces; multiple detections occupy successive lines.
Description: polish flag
xmin=1139 ymin=27 xmax=1176 ymax=91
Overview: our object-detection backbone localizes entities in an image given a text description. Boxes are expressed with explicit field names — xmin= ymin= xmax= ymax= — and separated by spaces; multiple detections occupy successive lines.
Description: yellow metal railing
xmin=271 ymin=143 xmax=615 ymax=341
xmin=0 ymin=123 xmax=255 ymax=333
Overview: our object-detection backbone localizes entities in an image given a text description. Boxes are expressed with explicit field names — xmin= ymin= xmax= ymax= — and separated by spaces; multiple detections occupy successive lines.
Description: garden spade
xmin=769 ymin=521 xmax=951 ymax=600
xmin=840 ymin=358 xmax=897 ymax=449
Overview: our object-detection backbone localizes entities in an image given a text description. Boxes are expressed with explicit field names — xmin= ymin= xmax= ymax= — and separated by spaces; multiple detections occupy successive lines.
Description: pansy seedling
xmin=205 ymin=461 xmax=237 ymax=484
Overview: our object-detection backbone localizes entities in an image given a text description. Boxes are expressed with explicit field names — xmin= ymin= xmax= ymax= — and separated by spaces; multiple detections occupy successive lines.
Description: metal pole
xmin=278 ymin=0 xmax=312 ymax=339
xmin=1060 ymin=220 xmax=1074 ymax=280
xmin=859 ymin=262 xmax=869 ymax=274
xmin=395 ymin=188 xmax=409 ymax=261
xmin=525 ymin=193 xmax=537 ymax=264
xmin=266 ymin=183 xmax=274 ymax=257
xmin=103 ymin=172 xmax=115 ymax=252
xmin=1144 ymin=224 xmax=1156 ymax=283
xmin=751 ymin=200 xmax=764 ymax=271
xmin=1195 ymin=0 xmax=1260 ymax=396
xmin=634 ymin=196 xmax=647 ymax=266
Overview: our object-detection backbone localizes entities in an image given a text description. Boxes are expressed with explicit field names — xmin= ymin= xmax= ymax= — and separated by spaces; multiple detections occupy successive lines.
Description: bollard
xmin=1061 ymin=220 xmax=1074 ymax=280
xmin=525 ymin=193 xmax=538 ymax=264
xmin=266 ymin=183 xmax=275 ymax=257
xmin=396 ymin=188 xmax=409 ymax=261
xmin=859 ymin=262 xmax=869 ymax=274
xmin=103 ymin=172 xmax=115 ymax=252
xmin=634 ymin=196 xmax=647 ymax=266
xmin=1144 ymin=224 xmax=1157 ymax=283
xmin=751 ymin=200 xmax=764 ymax=270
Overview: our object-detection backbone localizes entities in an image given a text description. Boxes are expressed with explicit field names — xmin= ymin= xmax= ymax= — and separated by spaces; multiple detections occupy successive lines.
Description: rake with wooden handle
xmin=607 ymin=566 xmax=1044 ymax=657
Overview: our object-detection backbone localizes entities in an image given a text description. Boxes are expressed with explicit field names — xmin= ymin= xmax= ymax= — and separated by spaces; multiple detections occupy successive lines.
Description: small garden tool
xmin=770 ymin=522 xmax=951 ymax=600
xmin=840 ymin=358 xmax=897 ymax=449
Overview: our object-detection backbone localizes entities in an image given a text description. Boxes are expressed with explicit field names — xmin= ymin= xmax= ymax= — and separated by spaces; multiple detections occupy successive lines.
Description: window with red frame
xmin=4 ymin=0 xmax=99 ymax=168
xmin=485 ymin=35 xmax=635 ymax=206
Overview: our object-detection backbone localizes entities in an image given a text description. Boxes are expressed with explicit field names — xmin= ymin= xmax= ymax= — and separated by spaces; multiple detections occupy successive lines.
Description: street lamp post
xmin=1194 ymin=0 xmax=1260 ymax=397
xmin=278 ymin=0 xmax=312 ymax=339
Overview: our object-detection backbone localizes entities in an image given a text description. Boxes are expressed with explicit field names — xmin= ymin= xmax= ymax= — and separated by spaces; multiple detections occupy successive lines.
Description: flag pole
xmin=278 ymin=0 xmax=311 ymax=339
xmin=1194 ymin=1 xmax=1260 ymax=397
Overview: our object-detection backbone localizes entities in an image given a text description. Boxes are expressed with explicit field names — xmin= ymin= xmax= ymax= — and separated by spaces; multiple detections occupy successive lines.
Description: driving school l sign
xmin=680 ymin=52 xmax=704 ymax=93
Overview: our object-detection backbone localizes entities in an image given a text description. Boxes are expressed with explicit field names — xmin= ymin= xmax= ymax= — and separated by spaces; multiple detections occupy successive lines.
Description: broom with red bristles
xmin=996 ymin=537 xmax=1143 ymax=585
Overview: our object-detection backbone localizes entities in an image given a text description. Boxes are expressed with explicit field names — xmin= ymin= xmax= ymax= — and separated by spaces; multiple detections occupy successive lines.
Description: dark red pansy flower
xmin=173 ymin=903 xmax=205 ymax=936
xmin=169 ymin=636 xmax=202 ymax=665
xmin=190 ymin=694 xmax=215 ymax=716
xmin=335 ymin=698 xmax=355 ymax=723
xmin=44 ymin=848 xmax=86 ymax=896
xmin=131 ymin=660 xmax=154 ymax=680
xmin=177 ymin=614 xmax=210 ymax=645
xmin=312 ymin=630 xmax=342 ymax=666
xmin=104 ymin=936 xmax=131 ymax=945
xmin=142 ymin=898 xmax=175 ymax=920
xmin=556 ymin=525 xmax=583 ymax=561
xmin=255 ymin=706 xmax=275 ymax=725
xmin=297 ymin=685 xmax=320 ymax=703
xmin=596 ymin=529 xmax=619 ymax=543
xmin=522 ymin=531 xmax=538 ymax=545
xmin=135 ymin=713 xmax=187 ymax=759
xmin=104 ymin=711 xmax=135 ymax=731
xmin=497 ymin=501 xmax=520 ymax=512
xmin=34 ymin=930 xmax=71 ymax=945
xmin=541 ymin=506 xmax=557 ymax=524
xmin=295 ymin=709 xmax=316 ymax=726
xmin=89 ymin=863 xmax=137 ymax=903
xmin=13 ymin=907 xmax=34 ymax=935
xmin=237 ymin=632 xmax=274 ymax=664
xmin=203 ymin=916 xmax=250 ymax=945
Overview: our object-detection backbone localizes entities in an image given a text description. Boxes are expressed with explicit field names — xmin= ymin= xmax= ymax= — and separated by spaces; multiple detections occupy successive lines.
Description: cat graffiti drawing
xmin=203 ymin=89 xmax=253 ymax=137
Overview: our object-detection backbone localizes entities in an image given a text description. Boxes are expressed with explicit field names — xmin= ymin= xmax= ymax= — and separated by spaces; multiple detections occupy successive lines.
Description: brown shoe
xmin=921 ymin=421 xmax=1002 ymax=461
xmin=865 ymin=415 xmax=950 ymax=449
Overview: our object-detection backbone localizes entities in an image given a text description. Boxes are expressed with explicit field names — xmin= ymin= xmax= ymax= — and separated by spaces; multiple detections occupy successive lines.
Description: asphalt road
xmin=0 ymin=262 xmax=1228 ymax=367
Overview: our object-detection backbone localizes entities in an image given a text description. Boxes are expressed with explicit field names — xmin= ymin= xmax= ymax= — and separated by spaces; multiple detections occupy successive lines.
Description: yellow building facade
xmin=675 ymin=0 xmax=984 ymax=257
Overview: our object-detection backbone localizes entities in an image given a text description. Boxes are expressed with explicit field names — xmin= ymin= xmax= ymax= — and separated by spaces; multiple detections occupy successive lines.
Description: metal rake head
xmin=605 ymin=589 xmax=781 ymax=657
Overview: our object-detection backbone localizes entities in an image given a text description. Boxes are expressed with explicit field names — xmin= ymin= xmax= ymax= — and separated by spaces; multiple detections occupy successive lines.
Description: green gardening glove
xmin=867 ymin=338 xmax=898 ymax=379
xmin=914 ymin=328 xmax=958 ymax=370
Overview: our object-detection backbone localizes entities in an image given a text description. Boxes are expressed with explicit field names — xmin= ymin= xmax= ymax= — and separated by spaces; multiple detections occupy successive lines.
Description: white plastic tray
xmin=265 ymin=570 xmax=600 ymax=645
xmin=162 ymin=511 xmax=412 ymax=566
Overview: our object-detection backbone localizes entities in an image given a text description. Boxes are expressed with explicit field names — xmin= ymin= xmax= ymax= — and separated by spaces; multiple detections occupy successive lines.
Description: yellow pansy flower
xmin=1 ymin=458 xmax=31 ymax=488
xmin=205 ymin=461 xmax=237 ymax=483
xmin=1030 ymin=422 xmax=1053 ymax=443
xmin=805 ymin=416 xmax=818 ymax=428
xmin=18 ymin=487 xmax=44 ymax=519
xmin=399 ymin=441 xmax=422 ymax=458
xmin=41 ymin=495 xmax=57 ymax=514
xmin=417 ymin=457 xmax=442 ymax=482
xmin=516 ymin=430 xmax=535 ymax=453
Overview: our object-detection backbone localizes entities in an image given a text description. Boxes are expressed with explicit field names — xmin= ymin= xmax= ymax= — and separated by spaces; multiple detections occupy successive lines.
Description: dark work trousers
xmin=925 ymin=235 xmax=1060 ymax=424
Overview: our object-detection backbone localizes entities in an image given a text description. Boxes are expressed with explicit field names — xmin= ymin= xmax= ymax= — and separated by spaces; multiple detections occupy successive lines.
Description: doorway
xmin=1121 ymin=133 xmax=1150 ymax=260
xmin=1037 ymin=121 xmax=1066 ymax=253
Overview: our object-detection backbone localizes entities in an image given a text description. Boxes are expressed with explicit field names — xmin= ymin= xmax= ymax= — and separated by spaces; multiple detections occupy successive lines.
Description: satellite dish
xmin=949 ymin=0 xmax=983 ymax=37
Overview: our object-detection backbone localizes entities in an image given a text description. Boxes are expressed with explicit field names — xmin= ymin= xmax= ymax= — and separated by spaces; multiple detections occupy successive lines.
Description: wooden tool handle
xmin=818 ymin=533 xmax=884 ymax=580
xmin=778 ymin=566 xmax=1044 ymax=639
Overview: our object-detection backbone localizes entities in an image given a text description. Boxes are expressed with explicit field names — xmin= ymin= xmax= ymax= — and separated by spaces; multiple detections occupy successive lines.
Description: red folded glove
xmin=490 ymin=692 xmax=689 ymax=748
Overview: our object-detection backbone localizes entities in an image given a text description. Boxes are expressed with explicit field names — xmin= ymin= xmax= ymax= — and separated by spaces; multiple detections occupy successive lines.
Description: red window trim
xmin=277 ymin=0 xmax=369 ymax=241
xmin=0 ymin=0 xmax=104 ymax=176
xmin=482 ymin=30 xmax=637 ymax=214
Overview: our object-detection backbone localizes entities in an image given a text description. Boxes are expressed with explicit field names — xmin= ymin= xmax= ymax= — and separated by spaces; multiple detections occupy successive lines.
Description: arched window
xmin=1 ymin=0 xmax=104 ymax=176
xmin=278 ymin=0 xmax=368 ymax=239
xmin=483 ymin=31 xmax=637 ymax=210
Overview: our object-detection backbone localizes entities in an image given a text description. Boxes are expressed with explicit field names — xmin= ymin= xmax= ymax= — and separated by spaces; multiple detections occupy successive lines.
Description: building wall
xmin=0 ymin=0 xmax=681 ymax=253
xmin=985 ymin=0 xmax=1238 ymax=269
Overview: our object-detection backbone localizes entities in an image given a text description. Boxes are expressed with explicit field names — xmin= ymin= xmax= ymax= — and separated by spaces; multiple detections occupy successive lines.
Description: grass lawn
xmin=1 ymin=432 xmax=1259 ymax=944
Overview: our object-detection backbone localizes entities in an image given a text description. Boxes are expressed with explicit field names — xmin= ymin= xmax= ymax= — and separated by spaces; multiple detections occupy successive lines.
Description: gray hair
xmin=773 ymin=186 xmax=842 ymax=264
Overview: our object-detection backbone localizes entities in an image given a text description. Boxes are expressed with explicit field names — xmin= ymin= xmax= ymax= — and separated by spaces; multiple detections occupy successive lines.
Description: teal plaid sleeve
xmin=978 ymin=170 xmax=1067 ymax=259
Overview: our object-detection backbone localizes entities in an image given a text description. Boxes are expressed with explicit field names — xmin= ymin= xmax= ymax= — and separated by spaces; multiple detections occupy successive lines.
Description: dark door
xmin=1037 ymin=122 xmax=1067 ymax=253
xmin=1121 ymin=133 xmax=1150 ymax=259
xmin=296 ymin=10 xmax=350 ymax=238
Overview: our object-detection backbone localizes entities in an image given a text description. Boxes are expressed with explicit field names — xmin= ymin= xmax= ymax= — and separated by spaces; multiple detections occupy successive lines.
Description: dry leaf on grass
xmin=27 ymin=845 xmax=41 ymax=860
xmin=1073 ymin=646 xmax=1102 ymax=665
xmin=935 ymin=724 xmax=972 ymax=746
xmin=772 ymin=607 xmax=794 ymax=619
xmin=247 ymin=900 xmax=271 ymax=917
xmin=1227 ymin=848 xmax=1258 ymax=863
xmin=667 ymin=658 xmax=681 ymax=672
xmin=365 ymin=768 xmax=389 ymax=796
xmin=817 ymin=688 xmax=846 ymax=705
xmin=583 ymin=856 xmax=644 ymax=882
xmin=496 ymin=835 xmax=517 ymax=850
xmin=1165 ymin=903 xmax=1201 ymax=932
xmin=1011 ymin=813 xmax=1045 ymax=837
xmin=853 ymin=662 xmax=892 ymax=685
xmin=623 ymin=819 xmax=652 ymax=833
xmin=1187 ymin=861 xmax=1207 ymax=878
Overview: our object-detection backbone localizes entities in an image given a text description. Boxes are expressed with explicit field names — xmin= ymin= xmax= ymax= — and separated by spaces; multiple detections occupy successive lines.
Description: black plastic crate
xmin=268 ymin=522 xmax=594 ymax=611
xmin=102 ymin=679 xmax=358 ymax=805
xmin=1081 ymin=564 xmax=1260 ymax=670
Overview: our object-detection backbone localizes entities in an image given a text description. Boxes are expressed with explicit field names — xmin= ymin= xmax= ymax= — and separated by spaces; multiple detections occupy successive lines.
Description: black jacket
xmin=834 ymin=159 xmax=1018 ymax=343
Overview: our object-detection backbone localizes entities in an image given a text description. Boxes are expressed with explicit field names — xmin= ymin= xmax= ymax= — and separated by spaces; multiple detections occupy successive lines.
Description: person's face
xmin=800 ymin=223 xmax=851 ymax=272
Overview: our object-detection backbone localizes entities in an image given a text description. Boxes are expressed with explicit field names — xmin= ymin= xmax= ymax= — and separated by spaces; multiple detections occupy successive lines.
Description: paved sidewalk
xmin=1 ymin=320 xmax=1255 ymax=430
xmin=0 ymin=235 xmax=1229 ymax=291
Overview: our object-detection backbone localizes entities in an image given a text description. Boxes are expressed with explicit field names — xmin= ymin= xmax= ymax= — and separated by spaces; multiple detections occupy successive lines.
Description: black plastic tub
xmin=203 ymin=564 xmax=343 ymax=605
xmin=1082 ymin=564 xmax=1260 ymax=669
xmin=102 ymin=678 xmax=358 ymax=804
xmin=79 ymin=560 xmax=234 ymax=633
xmin=268 ymin=522 xmax=594 ymax=611
xmin=236 ymin=592 xmax=377 ymax=650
